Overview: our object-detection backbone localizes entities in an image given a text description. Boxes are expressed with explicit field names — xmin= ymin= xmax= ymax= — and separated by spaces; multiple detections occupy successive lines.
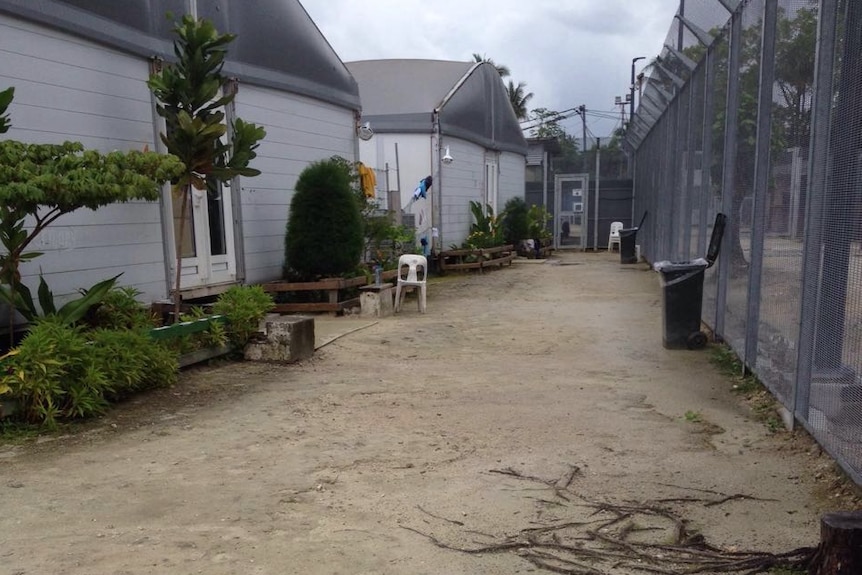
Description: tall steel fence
xmin=624 ymin=0 xmax=862 ymax=485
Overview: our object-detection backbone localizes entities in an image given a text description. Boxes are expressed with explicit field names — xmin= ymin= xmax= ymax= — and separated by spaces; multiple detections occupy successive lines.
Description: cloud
xmin=301 ymin=0 xmax=683 ymax=137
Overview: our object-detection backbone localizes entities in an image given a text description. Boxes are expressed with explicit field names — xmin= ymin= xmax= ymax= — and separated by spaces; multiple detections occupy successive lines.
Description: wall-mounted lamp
xmin=441 ymin=145 xmax=454 ymax=165
xmin=357 ymin=121 xmax=374 ymax=141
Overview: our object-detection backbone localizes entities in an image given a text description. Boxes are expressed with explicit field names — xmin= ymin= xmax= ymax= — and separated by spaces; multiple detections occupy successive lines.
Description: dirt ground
xmin=1 ymin=251 xmax=860 ymax=575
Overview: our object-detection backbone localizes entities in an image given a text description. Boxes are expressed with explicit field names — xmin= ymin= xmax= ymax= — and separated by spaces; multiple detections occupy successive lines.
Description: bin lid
xmin=653 ymin=258 xmax=709 ymax=272
xmin=705 ymin=213 xmax=727 ymax=266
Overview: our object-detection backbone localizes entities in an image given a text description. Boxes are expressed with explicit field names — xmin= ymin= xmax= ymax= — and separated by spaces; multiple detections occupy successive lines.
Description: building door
xmin=554 ymin=173 xmax=589 ymax=249
xmin=484 ymin=159 xmax=499 ymax=213
xmin=154 ymin=102 xmax=238 ymax=294
xmin=170 ymin=176 xmax=237 ymax=291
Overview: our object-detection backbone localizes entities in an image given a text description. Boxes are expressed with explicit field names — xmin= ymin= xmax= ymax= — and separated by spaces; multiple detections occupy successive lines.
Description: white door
xmin=155 ymin=103 xmax=238 ymax=292
xmin=484 ymin=159 xmax=499 ymax=214
xmin=171 ymin=176 xmax=237 ymax=290
xmin=554 ymin=174 xmax=590 ymax=249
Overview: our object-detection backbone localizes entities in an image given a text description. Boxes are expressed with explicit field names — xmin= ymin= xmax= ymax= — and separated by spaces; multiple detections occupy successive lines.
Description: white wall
xmin=0 ymin=13 xmax=168 ymax=302
xmin=498 ymin=151 xmax=527 ymax=212
xmin=234 ymin=86 xmax=356 ymax=285
xmin=358 ymin=133 xmax=434 ymax=250
xmin=359 ymin=133 xmax=432 ymax=211
xmin=439 ymin=138 xmax=486 ymax=249
xmin=1 ymin=12 xmax=360 ymax=302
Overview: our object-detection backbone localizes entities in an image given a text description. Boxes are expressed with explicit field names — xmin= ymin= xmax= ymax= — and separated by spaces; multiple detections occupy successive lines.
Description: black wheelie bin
xmin=653 ymin=213 xmax=727 ymax=350
xmin=620 ymin=211 xmax=648 ymax=264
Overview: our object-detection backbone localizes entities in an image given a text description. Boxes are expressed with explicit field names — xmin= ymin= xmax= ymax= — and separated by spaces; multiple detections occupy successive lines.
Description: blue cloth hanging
xmin=413 ymin=175 xmax=433 ymax=200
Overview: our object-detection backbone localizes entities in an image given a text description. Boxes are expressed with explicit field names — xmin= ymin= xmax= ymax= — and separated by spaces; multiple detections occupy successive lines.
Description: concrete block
xmin=244 ymin=314 xmax=315 ymax=363
xmin=359 ymin=283 xmax=394 ymax=318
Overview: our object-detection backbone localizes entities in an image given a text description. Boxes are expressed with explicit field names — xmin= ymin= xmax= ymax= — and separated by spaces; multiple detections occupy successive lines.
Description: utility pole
xmin=578 ymin=105 xmax=587 ymax=172
xmin=678 ymin=0 xmax=685 ymax=50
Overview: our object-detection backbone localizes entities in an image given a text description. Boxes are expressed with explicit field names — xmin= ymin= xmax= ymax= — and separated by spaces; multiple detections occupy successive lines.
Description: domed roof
xmin=347 ymin=59 xmax=527 ymax=155
xmin=0 ymin=0 xmax=359 ymax=109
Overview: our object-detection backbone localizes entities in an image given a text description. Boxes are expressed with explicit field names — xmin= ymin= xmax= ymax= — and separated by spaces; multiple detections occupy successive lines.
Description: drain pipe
xmin=432 ymin=110 xmax=443 ymax=256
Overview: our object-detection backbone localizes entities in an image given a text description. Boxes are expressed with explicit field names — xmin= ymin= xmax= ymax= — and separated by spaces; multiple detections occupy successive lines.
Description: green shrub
xmin=212 ymin=285 xmax=275 ymax=348
xmin=501 ymin=197 xmax=530 ymax=245
xmin=89 ymin=329 xmax=178 ymax=399
xmin=91 ymin=286 xmax=159 ymax=330
xmin=0 ymin=319 xmax=179 ymax=428
xmin=1 ymin=318 xmax=109 ymax=428
xmin=284 ymin=158 xmax=364 ymax=280
xmin=463 ymin=201 xmax=503 ymax=249
xmin=162 ymin=306 xmax=230 ymax=355
xmin=527 ymin=205 xmax=553 ymax=243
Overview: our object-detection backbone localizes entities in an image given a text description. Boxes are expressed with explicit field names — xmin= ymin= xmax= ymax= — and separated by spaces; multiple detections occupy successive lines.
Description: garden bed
xmin=262 ymin=270 xmax=403 ymax=314
xmin=440 ymin=245 xmax=516 ymax=273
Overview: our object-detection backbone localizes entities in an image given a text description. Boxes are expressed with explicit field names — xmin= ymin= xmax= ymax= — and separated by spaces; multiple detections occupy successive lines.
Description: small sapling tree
xmin=148 ymin=15 xmax=266 ymax=320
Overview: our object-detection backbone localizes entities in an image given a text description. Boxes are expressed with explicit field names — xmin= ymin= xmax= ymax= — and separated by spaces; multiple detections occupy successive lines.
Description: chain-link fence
xmin=625 ymin=0 xmax=862 ymax=485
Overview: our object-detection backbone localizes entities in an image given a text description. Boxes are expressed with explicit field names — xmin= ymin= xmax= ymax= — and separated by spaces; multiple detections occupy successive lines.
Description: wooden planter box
xmin=148 ymin=315 xmax=235 ymax=367
xmin=439 ymin=245 xmax=516 ymax=273
xmin=262 ymin=276 xmax=369 ymax=314
xmin=261 ymin=266 xmax=406 ymax=314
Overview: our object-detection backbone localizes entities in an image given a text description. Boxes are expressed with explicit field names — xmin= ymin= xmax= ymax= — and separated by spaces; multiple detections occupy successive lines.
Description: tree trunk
xmin=809 ymin=511 xmax=862 ymax=574
xmin=173 ymin=185 xmax=189 ymax=324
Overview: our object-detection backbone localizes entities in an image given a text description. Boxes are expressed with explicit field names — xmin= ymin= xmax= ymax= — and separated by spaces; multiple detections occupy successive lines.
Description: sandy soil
xmin=1 ymin=251 xmax=859 ymax=575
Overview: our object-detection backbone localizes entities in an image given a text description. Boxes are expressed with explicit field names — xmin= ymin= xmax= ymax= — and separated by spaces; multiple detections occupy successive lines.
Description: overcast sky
xmin=300 ymin=0 xmax=683 ymax=140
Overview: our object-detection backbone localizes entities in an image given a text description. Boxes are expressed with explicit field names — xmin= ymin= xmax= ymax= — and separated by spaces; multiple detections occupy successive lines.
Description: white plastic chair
xmin=608 ymin=221 xmax=624 ymax=252
xmin=394 ymin=254 xmax=427 ymax=313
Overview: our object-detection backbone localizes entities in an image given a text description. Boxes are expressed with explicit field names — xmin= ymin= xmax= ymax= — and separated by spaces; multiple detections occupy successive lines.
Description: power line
xmin=520 ymin=107 xmax=620 ymax=132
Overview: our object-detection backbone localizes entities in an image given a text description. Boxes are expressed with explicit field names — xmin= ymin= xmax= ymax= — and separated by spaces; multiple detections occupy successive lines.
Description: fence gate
xmin=554 ymin=173 xmax=589 ymax=250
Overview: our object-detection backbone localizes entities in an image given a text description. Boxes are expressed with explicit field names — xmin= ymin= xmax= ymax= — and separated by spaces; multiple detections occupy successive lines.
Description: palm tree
xmin=472 ymin=53 xmax=510 ymax=78
xmin=506 ymin=80 xmax=533 ymax=120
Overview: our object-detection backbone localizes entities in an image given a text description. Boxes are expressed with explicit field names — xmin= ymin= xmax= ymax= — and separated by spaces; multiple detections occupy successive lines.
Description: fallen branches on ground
xmin=403 ymin=465 xmax=815 ymax=574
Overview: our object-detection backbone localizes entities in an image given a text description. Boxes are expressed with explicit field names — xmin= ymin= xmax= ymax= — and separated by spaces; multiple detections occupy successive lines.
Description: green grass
xmin=709 ymin=344 xmax=785 ymax=433
xmin=684 ymin=410 xmax=704 ymax=423
xmin=0 ymin=420 xmax=42 ymax=442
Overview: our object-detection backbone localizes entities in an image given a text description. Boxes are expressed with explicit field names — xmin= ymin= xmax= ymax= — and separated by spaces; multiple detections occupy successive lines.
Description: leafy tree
xmin=529 ymin=108 xmax=581 ymax=169
xmin=500 ymin=197 xmax=530 ymax=245
xmin=635 ymin=6 xmax=816 ymax=270
xmin=0 ymin=87 xmax=12 ymax=134
xmin=774 ymin=6 xmax=816 ymax=146
xmin=0 ymin=88 xmax=184 ymax=339
xmin=712 ymin=5 xmax=815 ymax=270
xmin=148 ymin=15 xmax=266 ymax=321
xmin=472 ymin=53 xmax=510 ymax=77
xmin=506 ymin=80 xmax=533 ymax=121
xmin=284 ymin=158 xmax=363 ymax=280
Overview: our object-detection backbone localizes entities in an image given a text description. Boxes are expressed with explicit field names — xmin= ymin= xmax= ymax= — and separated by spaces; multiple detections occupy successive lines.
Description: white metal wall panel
xmin=498 ymin=151 xmax=527 ymax=211
xmin=0 ymin=13 xmax=168 ymax=302
xmin=234 ymin=85 xmax=356 ymax=284
xmin=440 ymin=138 xmax=485 ymax=248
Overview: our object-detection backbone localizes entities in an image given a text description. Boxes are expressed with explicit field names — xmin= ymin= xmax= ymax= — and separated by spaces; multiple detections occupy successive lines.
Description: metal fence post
xmin=698 ymin=48 xmax=716 ymax=257
xmin=715 ymin=7 xmax=743 ymax=340
xmin=667 ymin=99 xmax=681 ymax=260
xmin=813 ymin=0 xmax=862 ymax=375
xmin=794 ymin=0 xmax=839 ymax=422
xmin=683 ymin=82 xmax=696 ymax=260
xmin=743 ymin=0 xmax=778 ymax=367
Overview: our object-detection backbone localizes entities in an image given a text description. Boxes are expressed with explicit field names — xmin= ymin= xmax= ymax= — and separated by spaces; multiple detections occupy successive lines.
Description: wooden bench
xmin=439 ymin=245 xmax=515 ymax=273
xmin=262 ymin=276 xmax=367 ymax=314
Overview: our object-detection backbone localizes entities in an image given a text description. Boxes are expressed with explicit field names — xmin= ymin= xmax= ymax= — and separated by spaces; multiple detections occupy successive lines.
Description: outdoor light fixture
xmin=630 ymin=56 xmax=647 ymax=122
xmin=441 ymin=145 xmax=454 ymax=165
xmin=357 ymin=121 xmax=374 ymax=141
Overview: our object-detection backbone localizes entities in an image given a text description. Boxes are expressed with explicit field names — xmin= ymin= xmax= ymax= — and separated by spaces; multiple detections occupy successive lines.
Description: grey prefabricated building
xmin=347 ymin=59 xmax=528 ymax=250
xmin=0 ymin=0 xmax=361 ymax=311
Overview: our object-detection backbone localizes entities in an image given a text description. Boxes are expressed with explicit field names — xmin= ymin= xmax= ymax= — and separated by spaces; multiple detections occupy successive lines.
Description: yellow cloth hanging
xmin=358 ymin=162 xmax=376 ymax=198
